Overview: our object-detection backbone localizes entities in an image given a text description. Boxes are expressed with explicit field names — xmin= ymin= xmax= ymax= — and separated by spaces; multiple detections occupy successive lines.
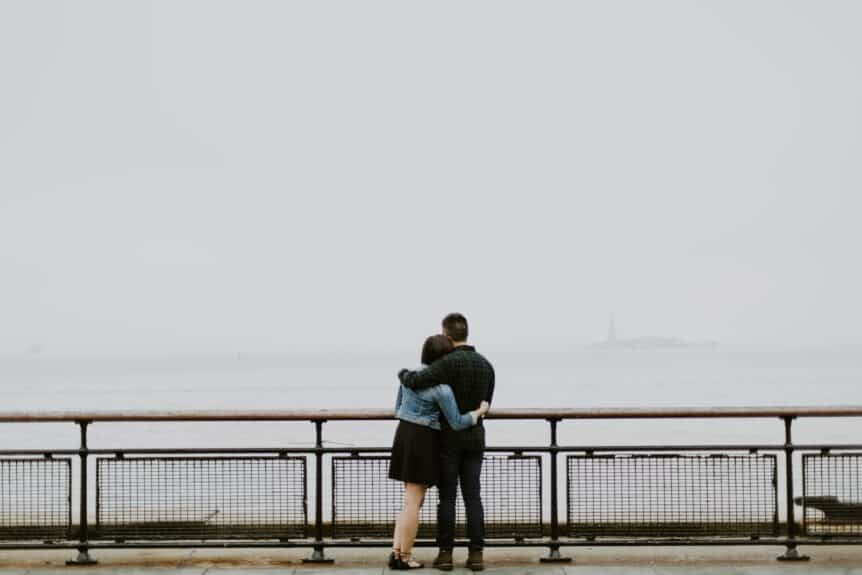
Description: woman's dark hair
xmin=421 ymin=334 xmax=454 ymax=365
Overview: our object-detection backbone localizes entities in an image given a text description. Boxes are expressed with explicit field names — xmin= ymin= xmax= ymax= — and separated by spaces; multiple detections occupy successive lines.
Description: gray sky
xmin=1 ymin=1 xmax=860 ymax=354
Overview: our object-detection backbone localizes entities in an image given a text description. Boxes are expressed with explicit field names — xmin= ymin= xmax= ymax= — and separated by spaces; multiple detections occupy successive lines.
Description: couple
xmin=388 ymin=313 xmax=495 ymax=571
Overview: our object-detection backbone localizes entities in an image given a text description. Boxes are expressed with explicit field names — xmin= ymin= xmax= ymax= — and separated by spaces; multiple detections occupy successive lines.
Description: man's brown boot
xmin=432 ymin=549 xmax=453 ymax=571
xmin=466 ymin=549 xmax=484 ymax=571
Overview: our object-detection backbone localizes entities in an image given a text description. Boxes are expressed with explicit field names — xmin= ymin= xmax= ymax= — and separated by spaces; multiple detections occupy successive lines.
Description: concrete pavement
xmin=1 ymin=546 xmax=862 ymax=574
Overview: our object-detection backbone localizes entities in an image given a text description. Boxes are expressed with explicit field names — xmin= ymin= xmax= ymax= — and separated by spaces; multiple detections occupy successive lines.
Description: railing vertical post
xmin=66 ymin=420 xmax=97 ymax=565
xmin=304 ymin=419 xmax=334 ymax=564
xmin=777 ymin=415 xmax=809 ymax=561
xmin=541 ymin=417 xmax=571 ymax=563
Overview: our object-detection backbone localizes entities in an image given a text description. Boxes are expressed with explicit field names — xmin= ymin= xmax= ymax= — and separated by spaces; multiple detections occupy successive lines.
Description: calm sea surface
xmin=1 ymin=347 xmax=860 ymax=449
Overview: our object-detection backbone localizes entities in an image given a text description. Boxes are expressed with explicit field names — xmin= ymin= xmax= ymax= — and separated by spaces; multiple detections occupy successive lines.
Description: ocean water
xmin=1 ymin=347 xmax=861 ymax=522
xmin=1 ymin=347 xmax=861 ymax=448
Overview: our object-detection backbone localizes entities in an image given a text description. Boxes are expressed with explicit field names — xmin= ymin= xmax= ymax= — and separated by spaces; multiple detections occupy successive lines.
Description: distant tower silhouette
xmin=607 ymin=313 xmax=617 ymax=343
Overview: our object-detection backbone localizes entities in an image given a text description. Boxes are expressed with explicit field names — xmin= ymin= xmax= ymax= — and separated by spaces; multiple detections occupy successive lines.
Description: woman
xmin=388 ymin=334 xmax=489 ymax=570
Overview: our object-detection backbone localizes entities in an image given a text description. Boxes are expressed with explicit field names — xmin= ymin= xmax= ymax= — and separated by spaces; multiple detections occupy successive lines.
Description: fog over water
xmin=1 ymin=0 xmax=861 ymax=447
xmin=1 ymin=348 xmax=860 ymax=450
xmin=2 ymin=348 xmax=862 ymax=412
xmin=2 ymin=0 xmax=862 ymax=448
xmin=1 ymin=1 xmax=862 ymax=359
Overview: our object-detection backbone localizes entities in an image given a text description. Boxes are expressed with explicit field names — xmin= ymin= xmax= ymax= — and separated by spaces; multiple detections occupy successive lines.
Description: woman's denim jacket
xmin=395 ymin=366 xmax=476 ymax=431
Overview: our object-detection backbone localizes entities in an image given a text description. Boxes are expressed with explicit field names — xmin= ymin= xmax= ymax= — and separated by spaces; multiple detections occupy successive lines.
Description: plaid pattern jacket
xmin=398 ymin=345 xmax=495 ymax=452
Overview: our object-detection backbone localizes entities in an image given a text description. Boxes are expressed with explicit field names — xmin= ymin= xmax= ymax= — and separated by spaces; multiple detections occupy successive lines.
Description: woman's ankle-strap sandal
xmin=396 ymin=553 xmax=424 ymax=570
xmin=388 ymin=549 xmax=400 ymax=569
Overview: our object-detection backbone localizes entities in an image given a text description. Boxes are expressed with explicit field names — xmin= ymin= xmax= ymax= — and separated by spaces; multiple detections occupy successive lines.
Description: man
xmin=398 ymin=313 xmax=495 ymax=571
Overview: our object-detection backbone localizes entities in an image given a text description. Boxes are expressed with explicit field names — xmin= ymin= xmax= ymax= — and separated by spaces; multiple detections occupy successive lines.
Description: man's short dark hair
xmin=442 ymin=312 xmax=469 ymax=342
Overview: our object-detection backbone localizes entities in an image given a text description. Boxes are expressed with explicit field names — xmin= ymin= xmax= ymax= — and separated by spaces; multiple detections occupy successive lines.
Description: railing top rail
xmin=1 ymin=406 xmax=862 ymax=423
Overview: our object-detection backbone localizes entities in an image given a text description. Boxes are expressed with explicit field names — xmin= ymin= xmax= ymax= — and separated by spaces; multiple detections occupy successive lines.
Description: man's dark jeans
xmin=437 ymin=448 xmax=484 ymax=551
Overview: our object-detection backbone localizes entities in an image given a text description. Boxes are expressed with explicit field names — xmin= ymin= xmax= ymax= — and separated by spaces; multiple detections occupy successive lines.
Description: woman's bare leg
xmin=398 ymin=482 xmax=427 ymax=560
xmin=392 ymin=502 xmax=403 ymax=556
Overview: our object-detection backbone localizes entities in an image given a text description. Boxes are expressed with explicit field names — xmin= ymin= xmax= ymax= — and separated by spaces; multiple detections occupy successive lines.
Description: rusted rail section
xmin=3 ymin=406 xmax=862 ymax=422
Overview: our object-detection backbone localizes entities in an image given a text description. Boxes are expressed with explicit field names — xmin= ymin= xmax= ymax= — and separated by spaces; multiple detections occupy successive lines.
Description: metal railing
xmin=2 ymin=406 xmax=862 ymax=565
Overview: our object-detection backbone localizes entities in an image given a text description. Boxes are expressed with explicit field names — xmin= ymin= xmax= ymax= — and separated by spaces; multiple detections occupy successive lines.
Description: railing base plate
xmin=66 ymin=550 xmax=98 ymax=566
xmin=303 ymin=548 xmax=334 ymax=564
xmin=777 ymin=546 xmax=810 ymax=562
xmin=540 ymin=548 xmax=572 ymax=563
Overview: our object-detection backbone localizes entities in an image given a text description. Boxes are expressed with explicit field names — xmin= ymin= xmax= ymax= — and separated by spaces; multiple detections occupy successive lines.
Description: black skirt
xmin=388 ymin=420 xmax=440 ymax=486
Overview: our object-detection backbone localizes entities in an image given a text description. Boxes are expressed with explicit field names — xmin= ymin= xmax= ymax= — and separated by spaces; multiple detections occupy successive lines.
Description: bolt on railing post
xmin=541 ymin=417 xmax=570 ymax=563
xmin=304 ymin=419 xmax=334 ymax=564
xmin=777 ymin=415 xmax=809 ymax=562
xmin=66 ymin=420 xmax=97 ymax=566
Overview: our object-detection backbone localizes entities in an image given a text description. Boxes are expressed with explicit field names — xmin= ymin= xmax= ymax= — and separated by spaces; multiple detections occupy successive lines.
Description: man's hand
xmin=398 ymin=363 xmax=440 ymax=390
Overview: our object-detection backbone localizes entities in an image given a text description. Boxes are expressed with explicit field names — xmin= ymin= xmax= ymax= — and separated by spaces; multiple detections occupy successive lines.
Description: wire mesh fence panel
xmin=331 ymin=456 xmax=425 ymax=539
xmin=567 ymin=454 xmax=777 ymax=537
xmin=479 ymin=455 xmax=543 ymax=539
xmin=96 ymin=456 xmax=306 ymax=540
xmin=0 ymin=458 xmax=71 ymax=541
xmin=802 ymin=453 xmax=862 ymax=537
xmin=331 ymin=455 xmax=542 ymax=539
